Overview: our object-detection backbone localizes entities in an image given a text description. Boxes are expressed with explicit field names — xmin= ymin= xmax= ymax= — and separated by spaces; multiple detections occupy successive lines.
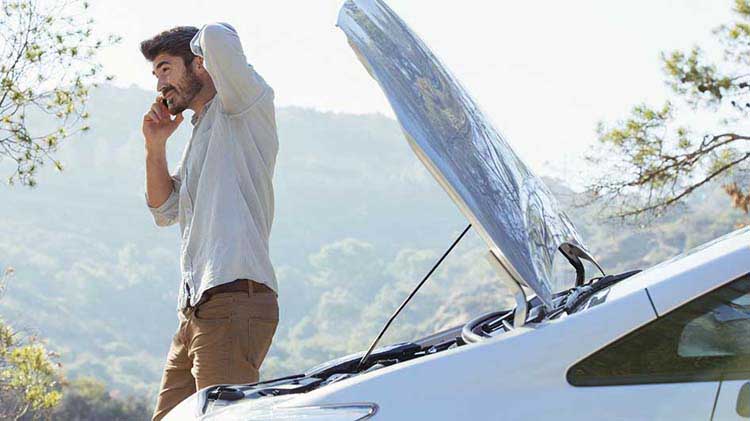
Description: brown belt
xmin=201 ymin=279 xmax=273 ymax=302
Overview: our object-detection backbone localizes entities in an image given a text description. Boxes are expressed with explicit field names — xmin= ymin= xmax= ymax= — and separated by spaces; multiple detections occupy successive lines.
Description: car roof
xmin=606 ymin=227 xmax=750 ymax=314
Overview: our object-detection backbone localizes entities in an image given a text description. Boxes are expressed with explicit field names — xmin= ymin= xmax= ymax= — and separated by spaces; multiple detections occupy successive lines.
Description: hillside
xmin=0 ymin=84 xmax=746 ymax=398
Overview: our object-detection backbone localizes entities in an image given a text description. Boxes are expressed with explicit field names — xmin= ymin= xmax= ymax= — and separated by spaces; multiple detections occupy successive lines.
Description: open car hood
xmin=337 ymin=0 xmax=586 ymax=307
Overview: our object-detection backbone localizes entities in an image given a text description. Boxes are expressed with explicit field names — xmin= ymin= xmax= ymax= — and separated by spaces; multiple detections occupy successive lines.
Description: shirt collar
xmin=191 ymin=95 xmax=216 ymax=126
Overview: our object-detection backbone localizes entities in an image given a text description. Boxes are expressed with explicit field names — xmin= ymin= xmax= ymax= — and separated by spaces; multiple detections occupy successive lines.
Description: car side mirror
xmin=738 ymin=382 xmax=750 ymax=418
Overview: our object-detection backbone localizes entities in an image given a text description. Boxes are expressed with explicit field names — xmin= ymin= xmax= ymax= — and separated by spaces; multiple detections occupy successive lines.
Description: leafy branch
xmin=0 ymin=0 xmax=121 ymax=187
xmin=585 ymin=0 xmax=750 ymax=219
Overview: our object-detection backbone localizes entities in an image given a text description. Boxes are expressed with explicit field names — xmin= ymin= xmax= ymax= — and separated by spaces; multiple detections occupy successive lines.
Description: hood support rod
xmin=486 ymin=251 xmax=528 ymax=328
xmin=356 ymin=224 xmax=472 ymax=372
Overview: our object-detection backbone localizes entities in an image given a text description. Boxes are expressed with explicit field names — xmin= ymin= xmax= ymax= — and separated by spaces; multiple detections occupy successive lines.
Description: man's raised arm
xmin=190 ymin=23 xmax=268 ymax=115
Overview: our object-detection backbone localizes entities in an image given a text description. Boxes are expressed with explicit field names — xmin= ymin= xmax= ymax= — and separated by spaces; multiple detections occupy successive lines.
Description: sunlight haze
xmin=0 ymin=1 xmax=745 ymax=408
xmin=91 ymin=0 xmax=731 ymax=175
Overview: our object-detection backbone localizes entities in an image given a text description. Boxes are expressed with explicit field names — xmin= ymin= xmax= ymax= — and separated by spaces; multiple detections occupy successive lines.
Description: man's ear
xmin=192 ymin=56 xmax=205 ymax=74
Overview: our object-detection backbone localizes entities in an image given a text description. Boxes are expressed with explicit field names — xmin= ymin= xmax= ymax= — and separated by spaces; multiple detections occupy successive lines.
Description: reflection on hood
xmin=337 ymin=0 xmax=586 ymax=308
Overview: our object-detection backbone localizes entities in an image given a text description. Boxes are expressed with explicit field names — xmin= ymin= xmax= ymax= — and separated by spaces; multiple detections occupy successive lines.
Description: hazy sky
xmin=90 ymin=0 xmax=732 ymax=175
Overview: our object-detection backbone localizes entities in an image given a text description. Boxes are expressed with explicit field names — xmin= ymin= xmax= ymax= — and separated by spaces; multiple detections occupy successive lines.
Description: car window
xmin=568 ymin=275 xmax=750 ymax=386
xmin=679 ymin=285 xmax=750 ymax=358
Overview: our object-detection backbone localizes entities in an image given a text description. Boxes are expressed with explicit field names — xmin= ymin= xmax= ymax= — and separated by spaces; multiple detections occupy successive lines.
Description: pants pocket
xmin=247 ymin=318 xmax=278 ymax=369
xmin=193 ymin=295 xmax=234 ymax=323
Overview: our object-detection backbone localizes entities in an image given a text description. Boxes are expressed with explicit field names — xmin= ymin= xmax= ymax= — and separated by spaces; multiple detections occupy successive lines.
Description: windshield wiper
xmin=356 ymin=224 xmax=472 ymax=371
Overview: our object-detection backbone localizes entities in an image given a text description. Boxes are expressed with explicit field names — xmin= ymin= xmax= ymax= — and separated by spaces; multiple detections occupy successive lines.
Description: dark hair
xmin=140 ymin=26 xmax=199 ymax=66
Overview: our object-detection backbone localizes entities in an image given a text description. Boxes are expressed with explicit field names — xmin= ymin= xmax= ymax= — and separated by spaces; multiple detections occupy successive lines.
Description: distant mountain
xmin=0 ymin=84 xmax=746 ymax=399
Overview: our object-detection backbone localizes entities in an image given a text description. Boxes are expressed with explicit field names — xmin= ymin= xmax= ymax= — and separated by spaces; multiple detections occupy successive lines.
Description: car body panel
xmin=277 ymin=286 xmax=715 ymax=420
xmin=336 ymin=0 xmax=584 ymax=308
xmin=605 ymin=227 xmax=750 ymax=315
xmin=646 ymin=227 xmax=750 ymax=315
xmin=714 ymin=379 xmax=750 ymax=420
xmin=275 ymin=288 xmax=667 ymax=419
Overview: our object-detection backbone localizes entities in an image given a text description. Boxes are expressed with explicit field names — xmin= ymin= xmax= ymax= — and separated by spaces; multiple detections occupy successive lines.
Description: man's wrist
xmin=145 ymin=143 xmax=167 ymax=159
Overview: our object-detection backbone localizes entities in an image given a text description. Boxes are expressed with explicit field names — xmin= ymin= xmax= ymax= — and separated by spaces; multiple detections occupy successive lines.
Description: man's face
xmin=151 ymin=53 xmax=203 ymax=115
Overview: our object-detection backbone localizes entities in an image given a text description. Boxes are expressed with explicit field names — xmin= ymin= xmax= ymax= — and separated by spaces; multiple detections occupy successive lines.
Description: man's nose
xmin=156 ymin=78 xmax=168 ymax=93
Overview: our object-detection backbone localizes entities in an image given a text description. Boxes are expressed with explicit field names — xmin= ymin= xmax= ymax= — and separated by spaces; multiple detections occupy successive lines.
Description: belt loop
xmin=245 ymin=279 xmax=253 ymax=297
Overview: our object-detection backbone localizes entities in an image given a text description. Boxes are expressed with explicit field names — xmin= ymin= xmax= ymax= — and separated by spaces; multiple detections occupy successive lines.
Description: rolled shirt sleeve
xmin=190 ymin=22 xmax=267 ymax=115
xmin=145 ymin=173 xmax=181 ymax=227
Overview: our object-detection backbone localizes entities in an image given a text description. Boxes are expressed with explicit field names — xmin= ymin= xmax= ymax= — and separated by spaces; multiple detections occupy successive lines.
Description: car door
xmin=698 ymin=279 xmax=750 ymax=420
xmin=568 ymin=274 xmax=750 ymax=420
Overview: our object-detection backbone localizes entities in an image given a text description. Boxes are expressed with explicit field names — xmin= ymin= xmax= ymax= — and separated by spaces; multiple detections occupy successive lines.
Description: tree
xmin=0 ymin=269 xmax=152 ymax=420
xmin=0 ymin=266 xmax=63 ymax=420
xmin=49 ymin=377 xmax=151 ymax=421
xmin=0 ymin=0 xmax=119 ymax=187
xmin=585 ymin=0 xmax=750 ymax=219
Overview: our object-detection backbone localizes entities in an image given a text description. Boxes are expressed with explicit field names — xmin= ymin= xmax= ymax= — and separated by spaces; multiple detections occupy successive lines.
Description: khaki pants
xmin=152 ymin=289 xmax=279 ymax=421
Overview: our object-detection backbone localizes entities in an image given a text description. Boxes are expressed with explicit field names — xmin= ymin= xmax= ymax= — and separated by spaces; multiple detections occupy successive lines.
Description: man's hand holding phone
xmin=142 ymin=95 xmax=183 ymax=151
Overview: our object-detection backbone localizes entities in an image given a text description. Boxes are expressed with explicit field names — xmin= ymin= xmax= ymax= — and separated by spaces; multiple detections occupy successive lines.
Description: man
xmin=140 ymin=23 xmax=280 ymax=420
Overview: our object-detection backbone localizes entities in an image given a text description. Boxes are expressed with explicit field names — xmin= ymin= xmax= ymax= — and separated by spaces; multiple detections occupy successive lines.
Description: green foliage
xmin=0 ymin=266 xmax=150 ymax=420
xmin=49 ymin=377 xmax=151 ymax=421
xmin=662 ymin=48 xmax=732 ymax=105
xmin=0 ymin=90 xmax=747 ymax=401
xmin=0 ymin=0 xmax=120 ymax=188
xmin=586 ymin=0 xmax=750 ymax=219
xmin=0 ymin=269 xmax=62 ymax=420
xmin=2 ymin=344 xmax=62 ymax=411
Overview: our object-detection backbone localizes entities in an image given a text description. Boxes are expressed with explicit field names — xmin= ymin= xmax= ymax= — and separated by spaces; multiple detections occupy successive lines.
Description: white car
xmin=166 ymin=0 xmax=750 ymax=420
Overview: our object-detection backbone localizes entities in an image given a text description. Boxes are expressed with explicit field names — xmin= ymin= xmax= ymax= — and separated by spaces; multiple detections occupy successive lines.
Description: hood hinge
xmin=486 ymin=250 xmax=528 ymax=328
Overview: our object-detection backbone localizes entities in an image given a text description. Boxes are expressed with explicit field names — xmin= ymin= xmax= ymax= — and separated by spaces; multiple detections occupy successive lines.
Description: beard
xmin=164 ymin=67 xmax=203 ymax=115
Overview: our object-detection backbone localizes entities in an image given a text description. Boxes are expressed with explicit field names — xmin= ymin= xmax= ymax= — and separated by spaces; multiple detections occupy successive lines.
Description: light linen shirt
xmin=145 ymin=22 xmax=279 ymax=310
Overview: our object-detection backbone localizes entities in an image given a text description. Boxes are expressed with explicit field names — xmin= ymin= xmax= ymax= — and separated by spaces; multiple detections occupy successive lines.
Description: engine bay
xmin=199 ymin=270 xmax=641 ymax=415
